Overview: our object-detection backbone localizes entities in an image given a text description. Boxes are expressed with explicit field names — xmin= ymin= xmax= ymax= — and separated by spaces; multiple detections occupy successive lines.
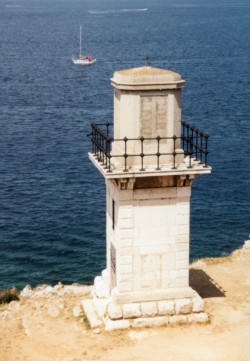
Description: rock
xmin=73 ymin=305 xmax=81 ymax=318
xmin=192 ymin=295 xmax=204 ymax=313
xmin=187 ymin=313 xmax=209 ymax=324
xmin=93 ymin=296 xmax=111 ymax=319
xmin=105 ymin=319 xmax=131 ymax=331
xmin=22 ymin=316 xmax=31 ymax=336
xmin=123 ymin=303 xmax=141 ymax=319
xmin=193 ymin=312 xmax=209 ymax=323
xmin=175 ymin=299 xmax=192 ymax=315
xmin=158 ymin=300 xmax=175 ymax=316
xmin=108 ymin=303 xmax=123 ymax=320
xmin=132 ymin=316 xmax=168 ymax=328
xmin=191 ymin=260 xmax=206 ymax=268
xmin=169 ymin=315 xmax=187 ymax=325
xmin=141 ymin=302 xmax=158 ymax=317
xmin=93 ymin=328 xmax=101 ymax=334
xmin=81 ymin=300 xmax=102 ymax=328
xmin=101 ymin=269 xmax=109 ymax=283
xmin=243 ymin=240 xmax=250 ymax=250
xmin=63 ymin=285 xmax=93 ymax=295
xmin=58 ymin=302 xmax=65 ymax=311
xmin=94 ymin=277 xmax=110 ymax=298
xmin=19 ymin=285 xmax=33 ymax=298
xmin=44 ymin=286 xmax=54 ymax=294
xmin=47 ymin=305 xmax=60 ymax=318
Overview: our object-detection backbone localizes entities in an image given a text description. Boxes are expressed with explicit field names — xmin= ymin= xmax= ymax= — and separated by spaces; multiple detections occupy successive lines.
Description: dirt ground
xmin=1 ymin=245 xmax=250 ymax=361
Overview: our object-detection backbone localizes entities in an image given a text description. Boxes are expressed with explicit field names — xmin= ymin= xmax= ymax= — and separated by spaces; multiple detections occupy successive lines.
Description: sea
xmin=0 ymin=0 xmax=249 ymax=290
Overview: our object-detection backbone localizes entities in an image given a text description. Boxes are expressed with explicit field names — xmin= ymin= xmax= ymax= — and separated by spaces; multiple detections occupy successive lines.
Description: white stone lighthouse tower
xmin=85 ymin=66 xmax=211 ymax=330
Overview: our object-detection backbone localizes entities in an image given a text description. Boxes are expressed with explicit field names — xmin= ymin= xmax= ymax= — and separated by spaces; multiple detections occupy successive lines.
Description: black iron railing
xmin=89 ymin=121 xmax=209 ymax=173
xmin=181 ymin=121 xmax=209 ymax=167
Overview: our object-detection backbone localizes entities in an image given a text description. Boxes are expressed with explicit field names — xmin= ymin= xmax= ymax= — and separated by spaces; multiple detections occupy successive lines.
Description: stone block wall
xmin=106 ymin=179 xmax=191 ymax=300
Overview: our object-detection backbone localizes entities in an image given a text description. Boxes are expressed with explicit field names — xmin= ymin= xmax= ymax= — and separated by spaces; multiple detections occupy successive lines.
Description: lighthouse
xmin=84 ymin=66 xmax=211 ymax=330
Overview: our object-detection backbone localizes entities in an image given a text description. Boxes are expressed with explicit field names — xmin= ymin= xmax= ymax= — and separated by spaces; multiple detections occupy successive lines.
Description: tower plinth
xmin=85 ymin=66 xmax=211 ymax=330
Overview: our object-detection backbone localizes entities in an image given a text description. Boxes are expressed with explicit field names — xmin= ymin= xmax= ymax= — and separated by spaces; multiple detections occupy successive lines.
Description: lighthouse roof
xmin=111 ymin=66 xmax=185 ymax=90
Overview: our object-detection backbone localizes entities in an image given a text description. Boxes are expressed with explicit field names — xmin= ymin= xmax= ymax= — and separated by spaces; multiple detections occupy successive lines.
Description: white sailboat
xmin=72 ymin=25 xmax=96 ymax=65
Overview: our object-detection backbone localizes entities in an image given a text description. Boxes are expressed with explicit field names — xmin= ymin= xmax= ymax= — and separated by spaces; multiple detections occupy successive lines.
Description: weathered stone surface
xmin=169 ymin=315 xmax=187 ymax=325
xmin=141 ymin=302 xmax=158 ymax=317
xmin=93 ymin=328 xmax=101 ymax=334
xmin=47 ymin=305 xmax=60 ymax=318
xmin=93 ymin=296 xmax=111 ymax=319
xmin=101 ymin=269 xmax=109 ymax=281
xmin=94 ymin=277 xmax=110 ymax=299
xmin=192 ymin=295 xmax=204 ymax=313
xmin=21 ymin=316 xmax=32 ymax=336
xmin=105 ymin=319 xmax=131 ymax=331
xmin=193 ymin=312 xmax=209 ymax=323
xmin=63 ymin=285 xmax=93 ymax=295
xmin=19 ymin=284 xmax=92 ymax=298
xmin=158 ymin=300 xmax=175 ymax=316
xmin=132 ymin=316 xmax=168 ymax=328
xmin=19 ymin=285 xmax=33 ymax=298
xmin=72 ymin=305 xmax=81 ymax=318
xmin=187 ymin=314 xmax=196 ymax=324
xmin=81 ymin=300 xmax=102 ymax=328
xmin=123 ymin=303 xmax=141 ymax=319
xmin=175 ymin=298 xmax=192 ymax=315
xmin=243 ymin=240 xmax=250 ymax=250
xmin=108 ymin=303 xmax=123 ymax=320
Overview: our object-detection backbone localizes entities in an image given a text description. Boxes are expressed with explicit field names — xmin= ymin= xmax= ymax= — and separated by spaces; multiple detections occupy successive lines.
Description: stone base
xmin=82 ymin=274 xmax=209 ymax=331
xmin=105 ymin=312 xmax=209 ymax=331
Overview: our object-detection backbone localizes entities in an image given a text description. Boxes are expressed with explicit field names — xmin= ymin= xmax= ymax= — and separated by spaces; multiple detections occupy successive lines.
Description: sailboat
xmin=72 ymin=25 xmax=96 ymax=65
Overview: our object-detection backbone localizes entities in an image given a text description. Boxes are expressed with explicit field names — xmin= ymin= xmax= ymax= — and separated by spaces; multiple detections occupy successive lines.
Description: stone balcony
xmin=88 ymin=121 xmax=212 ymax=179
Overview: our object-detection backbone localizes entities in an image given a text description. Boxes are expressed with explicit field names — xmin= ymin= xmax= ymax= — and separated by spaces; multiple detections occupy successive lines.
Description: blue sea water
xmin=0 ymin=0 xmax=249 ymax=289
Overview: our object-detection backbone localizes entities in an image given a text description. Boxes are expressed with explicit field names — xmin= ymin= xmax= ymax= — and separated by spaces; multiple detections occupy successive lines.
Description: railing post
xmin=140 ymin=136 xmax=145 ymax=171
xmin=195 ymin=128 xmax=199 ymax=160
xmin=172 ymin=135 xmax=177 ymax=169
xmin=203 ymin=134 xmax=209 ymax=168
xmin=181 ymin=121 xmax=186 ymax=151
xmin=123 ymin=137 xmax=128 ymax=172
xmin=199 ymin=134 xmax=203 ymax=164
xmin=107 ymin=153 xmax=112 ymax=173
xmin=156 ymin=136 xmax=161 ymax=170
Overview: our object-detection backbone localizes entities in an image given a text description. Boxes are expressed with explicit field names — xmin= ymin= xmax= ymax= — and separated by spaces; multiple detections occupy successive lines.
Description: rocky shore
xmin=0 ymin=241 xmax=250 ymax=361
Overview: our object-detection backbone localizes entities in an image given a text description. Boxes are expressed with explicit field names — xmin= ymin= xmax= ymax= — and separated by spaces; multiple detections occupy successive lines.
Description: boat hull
xmin=72 ymin=57 xmax=96 ymax=66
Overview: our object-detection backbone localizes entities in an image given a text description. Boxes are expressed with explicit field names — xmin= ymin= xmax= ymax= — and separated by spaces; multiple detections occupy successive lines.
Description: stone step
xmin=81 ymin=299 xmax=103 ymax=329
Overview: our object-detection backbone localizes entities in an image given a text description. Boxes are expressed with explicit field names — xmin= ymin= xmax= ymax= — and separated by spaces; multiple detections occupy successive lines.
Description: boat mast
xmin=79 ymin=25 xmax=82 ymax=57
